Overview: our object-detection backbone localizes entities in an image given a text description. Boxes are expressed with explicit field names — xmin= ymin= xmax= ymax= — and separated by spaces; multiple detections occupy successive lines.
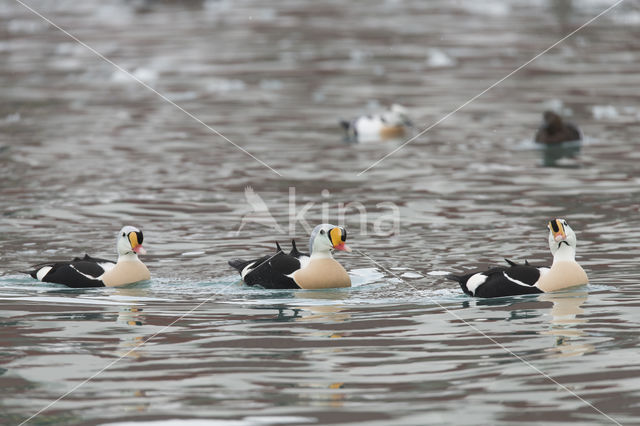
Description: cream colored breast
xmin=379 ymin=125 xmax=405 ymax=139
xmin=536 ymin=261 xmax=588 ymax=293
xmin=102 ymin=260 xmax=150 ymax=287
xmin=292 ymin=258 xmax=351 ymax=290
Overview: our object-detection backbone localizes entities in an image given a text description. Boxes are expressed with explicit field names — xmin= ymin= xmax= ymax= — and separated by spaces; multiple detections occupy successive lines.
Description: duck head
xmin=547 ymin=218 xmax=577 ymax=256
xmin=309 ymin=224 xmax=351 ymax=255
xmin=117 ymin=226 xmax=147 ymax=256
xmin=541 ymin=111 xmax=564 ymax=133
xmin=388 ymin=104 xmax=413 ymax=127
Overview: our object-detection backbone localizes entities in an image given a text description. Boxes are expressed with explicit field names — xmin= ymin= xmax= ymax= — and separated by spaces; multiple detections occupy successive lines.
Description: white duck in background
xmin=340 ymin=104 xmax=413 ymax=143
xmin=447 ymin=219 xmax=588 ymax=298
xmin=27 ymin=226 xmax=150 ymax=288
xmin=229 ymin=224 xmax=351 ymax=290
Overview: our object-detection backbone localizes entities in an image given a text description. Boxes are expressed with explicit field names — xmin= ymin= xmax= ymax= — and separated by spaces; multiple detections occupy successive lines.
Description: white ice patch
xmin=3 ymin=113 xmax=20 ymax=123
xmin=592 ymin=105 xmax=619 ymax=120
xmin=426 ymin=48 xmax=456 ymax=68
xmin=400 ymin=272 xmax=423 ymax=279
xmin=102 ymin=415 xmax=316 ymax=426
xmin=111 ymin=67 xmax=158 ymax=84
xmin=181 ymin=251 xmax=205 ymax=256
xmin=428 ymin=270 xmax=451 ymax=276
xmin=348 ymin=267 xmax=385 ymax=287
xmin=105 ymin=295 xmax=175 ymax=302
xmin=0 ymin=296 xmax=135 ymax=306
xmin=206 ymin=78 xmax=246 ymax=93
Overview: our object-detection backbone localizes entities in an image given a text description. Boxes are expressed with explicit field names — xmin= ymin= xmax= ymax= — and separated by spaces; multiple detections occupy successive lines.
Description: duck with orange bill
xmin=229 ymin=224 xmax=351 ymax=290
xmin=27 ymin=226 xmax=150 ymax=288
xmin=447 ymin=219 xmax=588 ymax=298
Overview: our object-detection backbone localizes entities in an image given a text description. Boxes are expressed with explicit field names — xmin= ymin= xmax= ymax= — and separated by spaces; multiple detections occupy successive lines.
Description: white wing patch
xmin=533 ymin=267 xmax=550 ymax=289
xmin=240 ymin=262 xmax=256 ymax=279
xmin=36 ymin=266 xmax=52 ymax=281
xmin=70 ymin=265 xmax=103 ymax=281
xmin=466 ymin=273 xmax=487 ymax=295
xmin=298 ymin=255 xmax=311 ymax=270
xmin=503 ymin=271 xmax=538 ymax=287
xmin=537 ymin=267 xmax=550 ymax=276
xmin=355 ymin=116 xmax=384 ymax=137
xmin=98 ymin=262 xmax=115 ymax=273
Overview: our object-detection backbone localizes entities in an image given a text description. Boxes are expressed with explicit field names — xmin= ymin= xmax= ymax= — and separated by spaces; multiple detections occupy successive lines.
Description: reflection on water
xmin=293 ymin=305 xmax=351 ymax=324
xmin=539 ymin=141 xmax=582 ymax=167
xmin=2 ymin=0 xmax=640 ymax=424
xmin=540 ymin=291 xmax=593 ymax=358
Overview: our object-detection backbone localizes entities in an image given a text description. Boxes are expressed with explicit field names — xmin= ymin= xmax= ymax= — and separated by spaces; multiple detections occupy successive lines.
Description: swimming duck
xmin=229 ymin=224 xmax=351 ymax=289
xmin=340 ymin=104 xmax=413 ymax=142
xmin=27 ymin=226 xmax=150 ymax=288
xmin=447 ymin=219 xmax=588 ymax=298
xmin=535 ymin=111 xmax=581 ymax=144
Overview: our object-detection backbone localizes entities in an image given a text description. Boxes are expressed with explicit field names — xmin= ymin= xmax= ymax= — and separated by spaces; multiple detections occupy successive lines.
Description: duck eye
xmin=122 ymin=232 xmax=126 ymax=237
xmin=320 ymin=230 xmax=325 ymax=235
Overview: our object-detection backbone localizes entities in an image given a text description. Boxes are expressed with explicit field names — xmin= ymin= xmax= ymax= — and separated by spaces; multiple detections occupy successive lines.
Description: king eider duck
xmin=27 ymin=226 xmax=150 ymax=288
xmin=535 ymin=111 xmax=581 ymax=144
xmin=447 ymin=219 xmax=588 ymax=298
xmin=229 ymin=224 xmax=351 ymax=290
xmin=340 ymin=104 xmax=413 ymax=143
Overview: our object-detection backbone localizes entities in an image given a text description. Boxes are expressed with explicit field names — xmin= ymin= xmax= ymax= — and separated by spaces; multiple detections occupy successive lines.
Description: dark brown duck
xmin=535 ymin=111 xmax=581 ymax=144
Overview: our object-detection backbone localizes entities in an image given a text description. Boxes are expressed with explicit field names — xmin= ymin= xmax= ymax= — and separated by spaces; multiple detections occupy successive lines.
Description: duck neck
xmin=552 ymin=243 xmax=575 ymax=264
xmin=310 ymin=250 xmax=333 ymax=260
xmin=117 ymin=252 xmax=140 ymax=263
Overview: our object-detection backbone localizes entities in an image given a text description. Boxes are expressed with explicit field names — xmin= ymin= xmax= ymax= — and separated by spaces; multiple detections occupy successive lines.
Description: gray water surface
xmin=2 ymin=0 xmax=640 ymax=425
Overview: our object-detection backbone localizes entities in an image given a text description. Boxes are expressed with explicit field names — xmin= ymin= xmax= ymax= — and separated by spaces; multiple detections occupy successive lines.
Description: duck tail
xmin=18 ymin=268 xmax=38 ymax=279
xmin=445 ymin=273 xmax=473 ymax=297
xmin=22 ymin=261 xmax=58 ymax=279
xmin=228 ymin=259 xmax=250 ymax=273
xmin=444 ymin=273 xmax=462 ymax=282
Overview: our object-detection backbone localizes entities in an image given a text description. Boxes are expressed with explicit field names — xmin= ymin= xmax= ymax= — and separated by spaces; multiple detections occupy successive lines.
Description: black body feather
xmin=228 ymin=242 xmax=302 ymax=289
xmin=447 ymin=261 xmax=544 ymax=298
xmin=28 ymin=254 xmax=113 ymax=288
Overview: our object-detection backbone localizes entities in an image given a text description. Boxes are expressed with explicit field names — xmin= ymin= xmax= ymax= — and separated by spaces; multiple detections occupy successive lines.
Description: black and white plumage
xmin=29 ymin=254 xmax=116 ymax=288
xmin=288 ymin=239 xmax=310 ymax=266
xmin=447 ymin=219 xmax=587 ymax=298
xmin=229 ymin=224 xmax=351 ymax=290
xmin=27 ymin=226 xmax=150 ymax=288
xmin=228 ymin=244 xmax=301 ymax=289
xmin=448 ymin=259 xmax=548 ymax=298
xmin=340 ymin=104 xmax=413 ymax=143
